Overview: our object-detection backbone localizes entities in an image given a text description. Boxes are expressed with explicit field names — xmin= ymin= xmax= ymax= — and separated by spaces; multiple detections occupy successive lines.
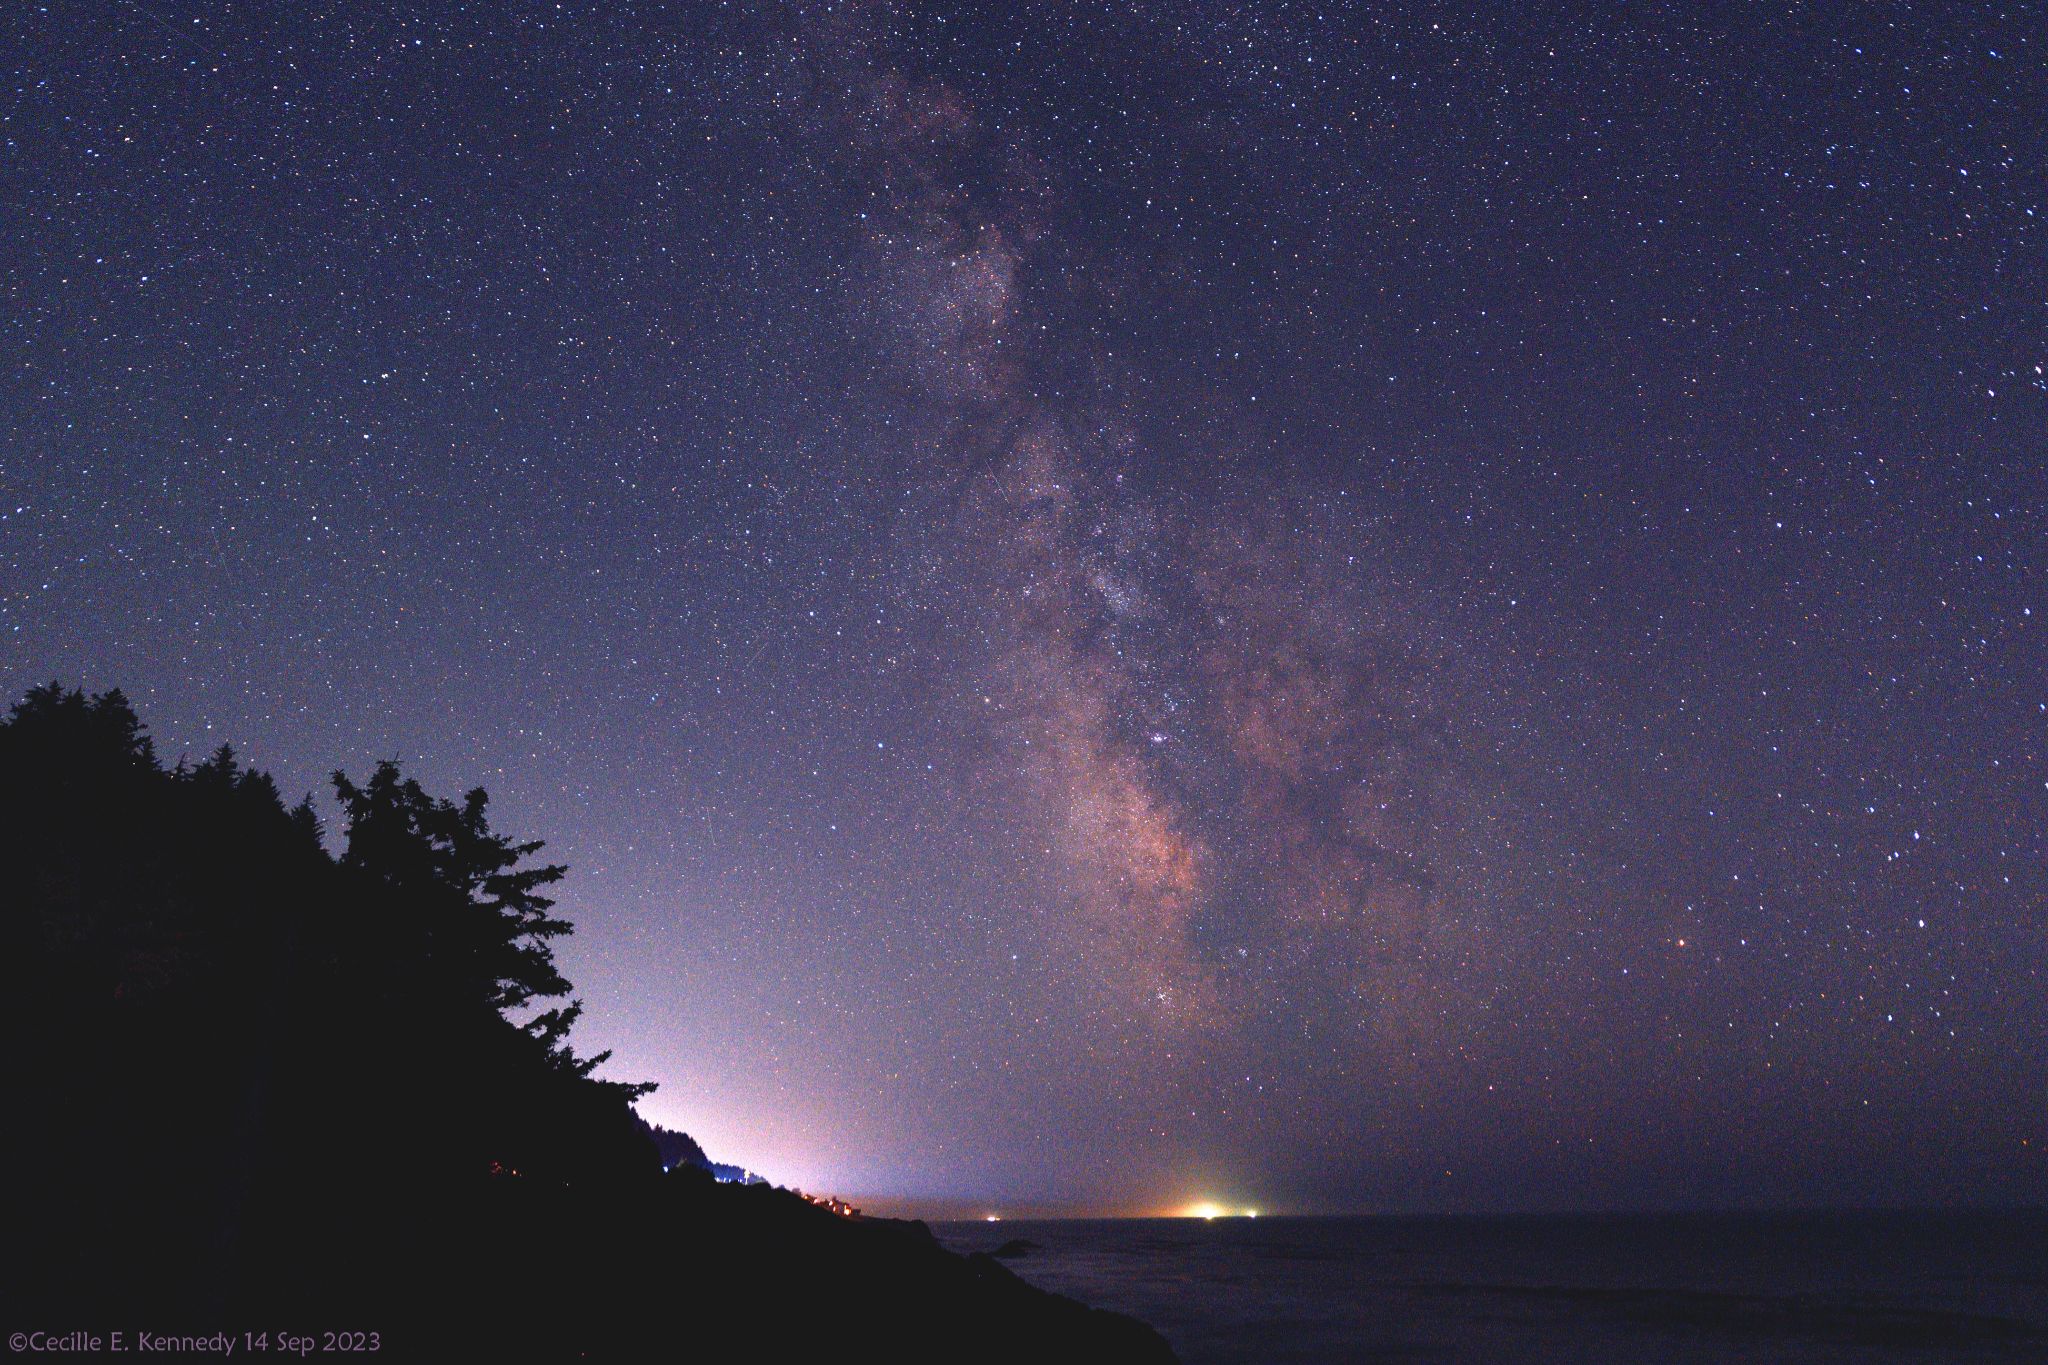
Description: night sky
xmin=6 ymin=2 xmax=2044 ymax=1217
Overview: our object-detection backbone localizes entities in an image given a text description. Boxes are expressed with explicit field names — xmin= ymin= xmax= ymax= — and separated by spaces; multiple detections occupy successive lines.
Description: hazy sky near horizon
xmin=5 ymin=1 xmax=2043 ymax=1215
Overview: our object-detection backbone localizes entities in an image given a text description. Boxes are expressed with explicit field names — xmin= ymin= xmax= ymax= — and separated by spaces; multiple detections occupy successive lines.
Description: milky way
xmin=790 ymin=16 xmax=1490 ymax=1061
xmin=6 ymin=1 xmax=2043 ymax=1216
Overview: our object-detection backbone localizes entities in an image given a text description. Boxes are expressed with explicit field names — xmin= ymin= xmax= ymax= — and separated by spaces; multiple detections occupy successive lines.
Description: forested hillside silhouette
xmin=0 ymin=685 xmax=1174 ymax=1362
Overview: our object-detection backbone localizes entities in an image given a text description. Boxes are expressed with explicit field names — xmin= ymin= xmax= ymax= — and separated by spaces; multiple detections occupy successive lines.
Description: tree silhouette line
xmin=0 ymin=684 xmax=1177 ymax=1361
xmin=2 ymin=685 xmax=656 ymax=1312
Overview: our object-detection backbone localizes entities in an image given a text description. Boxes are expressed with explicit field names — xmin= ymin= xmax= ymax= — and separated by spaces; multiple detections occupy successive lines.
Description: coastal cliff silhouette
xmin=0 ymin=684 xmax=1175 ymax=1362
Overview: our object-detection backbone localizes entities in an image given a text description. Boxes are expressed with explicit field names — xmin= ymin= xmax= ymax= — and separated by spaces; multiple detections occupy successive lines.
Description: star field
xmin=3 ymin=1 xmax=2043 ymax=1215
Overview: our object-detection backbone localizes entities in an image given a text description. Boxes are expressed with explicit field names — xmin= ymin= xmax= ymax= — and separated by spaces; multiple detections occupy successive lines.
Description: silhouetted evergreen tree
xmin=0 ymin=684 xmax=1177 ymax=1362
xmin=0 ymin=685 xmax=657 ymax=1315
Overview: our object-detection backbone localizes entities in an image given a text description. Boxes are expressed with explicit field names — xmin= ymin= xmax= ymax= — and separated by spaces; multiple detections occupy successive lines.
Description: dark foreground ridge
xmin=0 ymin=685 xmax=1174 ymax=1362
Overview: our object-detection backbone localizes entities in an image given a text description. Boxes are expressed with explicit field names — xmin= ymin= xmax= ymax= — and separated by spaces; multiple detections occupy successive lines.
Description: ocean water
xmin=935 ymin=1211 xmax=2048 ymax=1363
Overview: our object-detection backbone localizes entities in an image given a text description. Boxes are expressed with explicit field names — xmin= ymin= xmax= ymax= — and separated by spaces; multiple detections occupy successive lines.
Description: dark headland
xmin=0 ymin=685 xmax=1174 ymax=1362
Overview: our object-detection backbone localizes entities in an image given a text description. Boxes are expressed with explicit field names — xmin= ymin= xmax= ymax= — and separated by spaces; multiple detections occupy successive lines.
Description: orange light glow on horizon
xmin=1173 ymin=1200 xmax=1262 ymax=1219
